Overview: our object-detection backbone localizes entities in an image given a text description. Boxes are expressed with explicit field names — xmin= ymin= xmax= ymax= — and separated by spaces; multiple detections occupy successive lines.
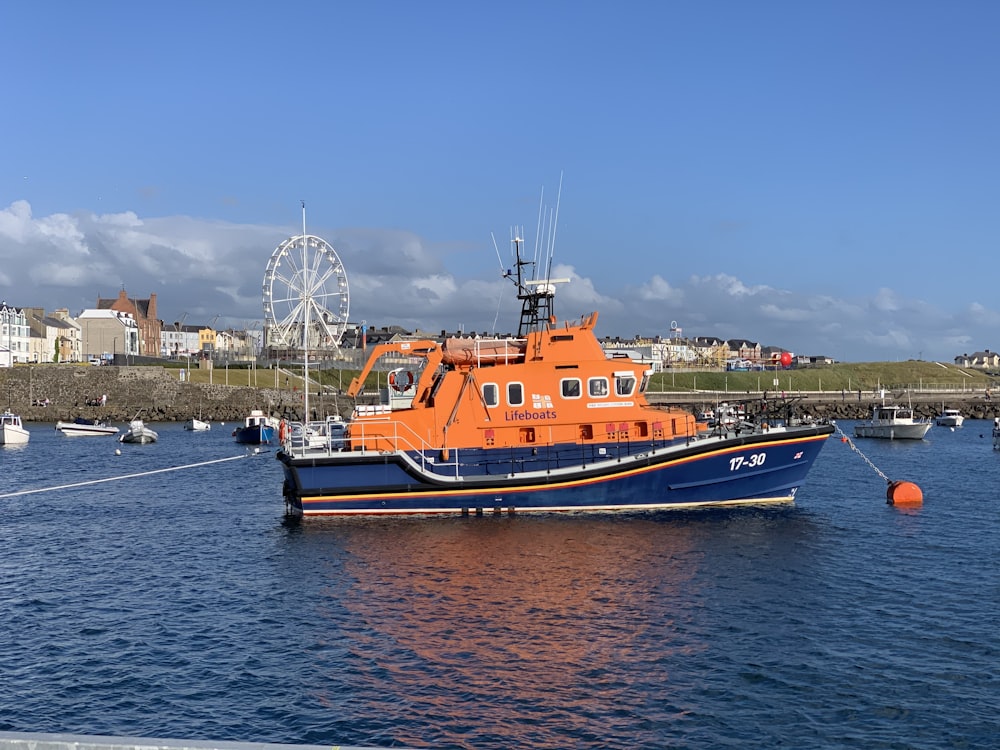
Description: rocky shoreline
xmin=4 ymin=365 xmax=999 ymax=425
xmin=1 ymin=365 xmax=352 ymax=424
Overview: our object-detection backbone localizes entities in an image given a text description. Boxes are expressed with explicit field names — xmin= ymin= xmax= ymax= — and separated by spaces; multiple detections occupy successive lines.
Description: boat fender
xmin=278 ymin=419 xmax=289 ymax=442
xmin=886 ymin=480 xmax=923 ymax=506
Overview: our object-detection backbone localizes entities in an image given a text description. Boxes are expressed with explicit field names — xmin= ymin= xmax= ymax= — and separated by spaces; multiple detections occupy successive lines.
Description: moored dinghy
xmin=119 ymin=417 xmax=158 ymax=444
xmin=934 ymin=408 xmax=964 ymax=428
xmin=55 ymin=418 xmax=119 ymax=437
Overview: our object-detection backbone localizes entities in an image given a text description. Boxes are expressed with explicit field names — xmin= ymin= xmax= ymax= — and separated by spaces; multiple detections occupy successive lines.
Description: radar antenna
xmin=502 ymin=174 xmax=569 ymax=337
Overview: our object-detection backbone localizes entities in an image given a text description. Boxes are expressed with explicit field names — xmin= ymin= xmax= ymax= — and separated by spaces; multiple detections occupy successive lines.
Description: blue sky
xmin=2 ymin=1 xmax=998 ymax=362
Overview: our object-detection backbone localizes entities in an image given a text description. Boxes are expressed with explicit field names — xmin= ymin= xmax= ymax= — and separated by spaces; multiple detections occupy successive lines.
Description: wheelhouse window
xmin=561 ymin=378 xmax=582 ymax=399
xmin=482 ymin=383 xmax=499 ymax=407
xmin=507 ymin=382 xmax=524 ymax=406
xmin=614 ymin=372 xmax=636 ymax=397
xmin=588 ymin=377 xmax=609 ymax=398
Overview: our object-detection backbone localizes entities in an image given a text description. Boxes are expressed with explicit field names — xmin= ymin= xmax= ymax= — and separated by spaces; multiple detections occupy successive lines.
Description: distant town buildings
xmin=96 ymin=289 xmax=161 ymax=357
xmin=954 ymin=350 xmax=1000 ymax=371
xmin=77 ymin=308 xmax=140 ymax=361
xmin=0 ymin=291 xmax=996 ymax=370
xmin=0 ymin=302 xmax=30 ymax=366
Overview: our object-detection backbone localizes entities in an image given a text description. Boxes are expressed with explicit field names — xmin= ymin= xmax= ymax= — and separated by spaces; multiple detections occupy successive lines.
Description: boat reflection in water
xmin=282 ymin=508 xmax=818 ymax=747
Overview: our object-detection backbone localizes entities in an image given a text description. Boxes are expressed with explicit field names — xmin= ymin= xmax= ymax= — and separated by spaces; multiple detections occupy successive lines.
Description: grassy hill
xmin=650 ymin=361 xmax=997 ymax=394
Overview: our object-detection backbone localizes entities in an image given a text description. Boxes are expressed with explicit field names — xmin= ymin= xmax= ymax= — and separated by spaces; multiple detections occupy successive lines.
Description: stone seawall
xmin=0 ymin=365 xmax=353 ymax=424
xmin=647 ymin=392 xmax=1000 ymax=421
xmin=4 ymin=365 xmax=998 ymax=425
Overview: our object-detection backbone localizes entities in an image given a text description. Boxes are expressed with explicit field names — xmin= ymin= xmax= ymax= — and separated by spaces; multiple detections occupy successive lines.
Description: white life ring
xmin=390 ymin=370 xmax=414 ymax=393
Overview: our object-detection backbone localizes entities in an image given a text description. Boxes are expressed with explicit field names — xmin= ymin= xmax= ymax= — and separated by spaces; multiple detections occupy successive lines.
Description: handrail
xmin=283 ymin=415 xmax=457 ymax=475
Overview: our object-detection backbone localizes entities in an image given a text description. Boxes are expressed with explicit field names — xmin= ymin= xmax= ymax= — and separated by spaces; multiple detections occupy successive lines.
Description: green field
xmin=650 ymin=361 xmax=996 ymax=394
xmin=169 ymin=359 xmax=997 ymax=396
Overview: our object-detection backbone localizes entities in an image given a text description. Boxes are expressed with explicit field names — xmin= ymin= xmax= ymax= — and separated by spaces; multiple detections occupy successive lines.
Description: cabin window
xmin=482 ymin=383 xmax=499 ymax=407
xmin=639 ymin=370 xmax=651 ymax=393
xmin=507 ymin=382 xmax=524 ymax=406
xmin=561 ymin=378 xmax=582 ymax=399
xmin=588 ymin=377 xmax=609 ymax=398
xmin=614 ymin=373 xmax=636 ymax=397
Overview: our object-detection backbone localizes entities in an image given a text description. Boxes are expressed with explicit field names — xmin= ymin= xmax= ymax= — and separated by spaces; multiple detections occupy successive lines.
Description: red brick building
xmin=97 ymin=289 xmax=162 ymax=357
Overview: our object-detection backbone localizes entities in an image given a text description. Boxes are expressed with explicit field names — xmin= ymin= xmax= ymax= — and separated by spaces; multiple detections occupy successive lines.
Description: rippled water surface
xmin=1 ymin=420 xmax=998 ymax=749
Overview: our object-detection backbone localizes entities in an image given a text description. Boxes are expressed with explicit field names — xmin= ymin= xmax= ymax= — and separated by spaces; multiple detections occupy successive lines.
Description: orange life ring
xmin=390 ymin=370 xmax=414 ymax=393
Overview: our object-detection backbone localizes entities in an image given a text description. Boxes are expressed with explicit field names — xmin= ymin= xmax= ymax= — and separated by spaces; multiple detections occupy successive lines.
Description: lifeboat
xmin=276 ymin=234 xmax=834 ymax=517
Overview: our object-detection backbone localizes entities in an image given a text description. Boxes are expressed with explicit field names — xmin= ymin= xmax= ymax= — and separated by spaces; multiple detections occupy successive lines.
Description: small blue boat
xmin=233 ymin=409 xmax=278 ymax=444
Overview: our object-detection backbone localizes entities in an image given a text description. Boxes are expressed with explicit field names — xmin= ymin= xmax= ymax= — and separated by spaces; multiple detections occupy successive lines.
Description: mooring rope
xmin=0 ymin=454 xmax=255 ymax=499
xmin=832 ymin=421 xmax=890 ymax=483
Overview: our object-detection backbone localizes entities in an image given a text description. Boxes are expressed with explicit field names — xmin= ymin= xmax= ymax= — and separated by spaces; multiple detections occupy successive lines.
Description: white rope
xmin=0 ymin=454 xmax=251 ymax=499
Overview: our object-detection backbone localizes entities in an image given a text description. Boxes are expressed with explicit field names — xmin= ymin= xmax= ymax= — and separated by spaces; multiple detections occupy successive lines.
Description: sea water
xmin=0 ymin=420 xmax=997 ymax=749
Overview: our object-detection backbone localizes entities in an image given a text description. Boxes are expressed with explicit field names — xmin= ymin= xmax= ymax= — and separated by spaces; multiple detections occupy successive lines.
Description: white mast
xmin=301 ymin=200 xmax=310 ymax=425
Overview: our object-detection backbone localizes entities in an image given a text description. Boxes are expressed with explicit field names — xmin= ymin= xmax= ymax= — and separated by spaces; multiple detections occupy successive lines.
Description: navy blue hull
xmin=277 ymin=424 xmax=834 ymax=516
xmin=234 ymin=425 xmax=275 ymax=445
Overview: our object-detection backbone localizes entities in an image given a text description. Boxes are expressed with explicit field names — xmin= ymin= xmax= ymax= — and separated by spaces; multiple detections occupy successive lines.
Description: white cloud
xmin=2 ymin=200 xmax=998 ymax=363
xmin=872 ymin=287 xmax=901 ymax=312
xmin=0 ymin=200 xmax=90 ymax=256
xmin=638 ymin=274 xmax=684 ymax=304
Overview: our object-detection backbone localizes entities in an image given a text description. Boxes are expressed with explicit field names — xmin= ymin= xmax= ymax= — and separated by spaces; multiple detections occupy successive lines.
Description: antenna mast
xmin=500 ymin=175 xmax=569 ymax=337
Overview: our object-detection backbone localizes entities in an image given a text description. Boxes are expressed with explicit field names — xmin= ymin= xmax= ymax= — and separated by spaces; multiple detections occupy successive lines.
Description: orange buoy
xmin=886 ymin=480 xmax=923 ymax=506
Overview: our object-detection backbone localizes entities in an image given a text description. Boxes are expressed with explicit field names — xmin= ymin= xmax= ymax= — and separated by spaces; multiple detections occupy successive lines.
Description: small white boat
xmin=56 ymin=418 xmax=120 ymax=437
xmin=854 ymin=404 xmax=932 ymax=440
xmin=0 ymin=411 xmax=30 ymax=445
xmin=119 ymin=418 xmax=158 ymax=444
xmin=183 ymin=417 xmax=211 ymax=431
xmin=934 ymin=408 xmax=964 ymax=427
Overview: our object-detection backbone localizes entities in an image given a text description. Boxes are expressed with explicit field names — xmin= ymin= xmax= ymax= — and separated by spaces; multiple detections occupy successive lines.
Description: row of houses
xmin=0 ymin=292 xmax=260 ymax=367
xmin=356 ymin=324 xmax=830 ymax=372
xmin=4 ymin=289 xmax=1000 ymax=371
xmin=290 ymin=323 xmax=1000 ymax=373
xmin=0 ymin=303 xmax=813 ymax=371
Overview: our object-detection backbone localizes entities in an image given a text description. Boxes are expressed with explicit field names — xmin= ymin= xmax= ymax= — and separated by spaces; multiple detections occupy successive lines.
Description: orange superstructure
xmin=346 ymin=311 xmax=704 ymax=456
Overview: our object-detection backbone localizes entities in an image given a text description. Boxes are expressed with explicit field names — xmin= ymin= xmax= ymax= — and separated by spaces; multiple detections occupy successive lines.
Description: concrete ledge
xmin=0 ymin=732 xmax=411 ymax=750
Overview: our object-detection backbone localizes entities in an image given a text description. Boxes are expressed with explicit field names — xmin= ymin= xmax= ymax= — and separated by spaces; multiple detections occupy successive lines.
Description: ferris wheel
xmin=262 ymin=233 xmax=350 ymax=352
